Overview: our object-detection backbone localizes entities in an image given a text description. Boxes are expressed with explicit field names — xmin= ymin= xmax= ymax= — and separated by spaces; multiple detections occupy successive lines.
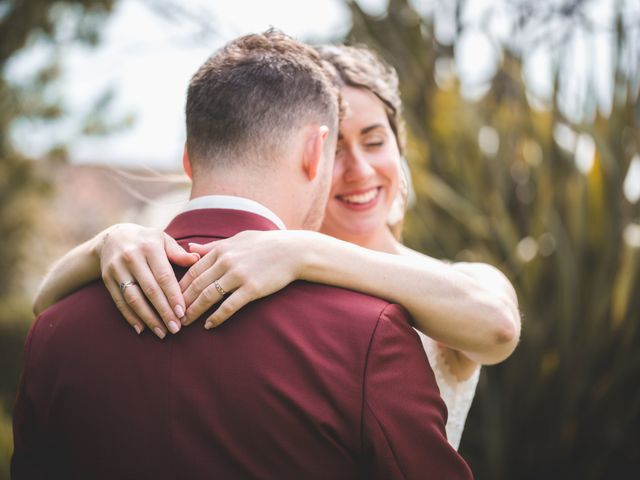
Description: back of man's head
xmin=185 ymin=29 xmax=340 ymax=175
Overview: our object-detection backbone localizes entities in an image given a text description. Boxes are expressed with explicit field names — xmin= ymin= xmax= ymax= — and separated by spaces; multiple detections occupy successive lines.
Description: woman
xmin=34 ymin=44 xmax=520 ymax=450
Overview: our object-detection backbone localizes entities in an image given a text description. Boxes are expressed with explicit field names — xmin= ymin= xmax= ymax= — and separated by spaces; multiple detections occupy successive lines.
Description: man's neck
xmin=190 ymin=180 xmax=297 ymax=229
xmin=184 ymin=194 xmax=286 ymax=230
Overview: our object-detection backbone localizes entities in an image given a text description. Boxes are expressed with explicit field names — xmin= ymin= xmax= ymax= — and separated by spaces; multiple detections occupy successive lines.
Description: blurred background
xmin=1 ymin=0 xmax=639 ymax=478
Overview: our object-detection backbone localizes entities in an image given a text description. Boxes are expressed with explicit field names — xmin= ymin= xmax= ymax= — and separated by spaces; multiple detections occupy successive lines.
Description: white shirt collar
xmin=182 ymin=195 xmax=286 ymax=230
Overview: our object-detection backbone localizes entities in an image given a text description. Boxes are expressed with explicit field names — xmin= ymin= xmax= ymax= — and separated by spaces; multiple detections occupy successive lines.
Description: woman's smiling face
xmin=320 ymin=86 xmax=401 ymax=244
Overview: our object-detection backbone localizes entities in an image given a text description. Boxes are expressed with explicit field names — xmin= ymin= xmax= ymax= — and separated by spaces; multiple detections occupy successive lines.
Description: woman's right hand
xmin=96 ymin=223 xmax=200 ymax=338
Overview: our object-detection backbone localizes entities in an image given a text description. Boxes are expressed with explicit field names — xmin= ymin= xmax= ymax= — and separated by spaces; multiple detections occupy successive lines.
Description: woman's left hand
xmin=179 ymin=230 xmax=305 ymax=328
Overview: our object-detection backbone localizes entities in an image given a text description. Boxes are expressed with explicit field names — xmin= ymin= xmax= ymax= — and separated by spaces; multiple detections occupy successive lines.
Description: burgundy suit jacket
xmin=12 ymin=208 xmax=473 ymax=479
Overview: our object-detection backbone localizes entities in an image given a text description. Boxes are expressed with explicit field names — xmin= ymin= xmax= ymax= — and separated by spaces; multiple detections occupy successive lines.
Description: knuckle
xmin=192 ymin=276 xmax=206 ymax=293
xmin=155 ymin=270 xmax=175 ymax=287
xmin=120 ymin=248 xmax=137 ymax=265
xmin=169 ymin=293 xmax=183 ymax=306
xmin=186 ymin=265 xmax=200 ymax=281
xmin=243 ymin=278 xmax=259 ymax=295
xmin=139 ymin=240 xmax=156 ymax=255
xmin=142 ymin=284 xmax=159 ymax=298
xmin=220 ymin=302 xmax=234 ymax=316
xmin=103 ymin=260 xmax=117 ymax=276
xmin=233 ymin=266 xmax=248 ymax=282
xmin=201 ymin=285 xmax=219 ymax=303
xmin=217 ymin=253 xmax=233 ymax=269
xmin=124 ymin=292 xmax=141 ymax=306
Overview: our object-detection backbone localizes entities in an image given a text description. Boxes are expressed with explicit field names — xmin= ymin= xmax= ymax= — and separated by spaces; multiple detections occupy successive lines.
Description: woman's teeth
xmin=339 ymin=188 xmax=379 ymax=205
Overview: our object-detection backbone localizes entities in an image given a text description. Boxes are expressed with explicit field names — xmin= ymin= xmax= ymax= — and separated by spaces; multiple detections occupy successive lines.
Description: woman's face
xmin=320 ymin=86 xmax=401 ymax=243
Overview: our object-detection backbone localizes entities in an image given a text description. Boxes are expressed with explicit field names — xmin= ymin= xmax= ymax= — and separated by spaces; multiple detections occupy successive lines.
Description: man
xmin=12 ymin=30 xmax=473 ymax=479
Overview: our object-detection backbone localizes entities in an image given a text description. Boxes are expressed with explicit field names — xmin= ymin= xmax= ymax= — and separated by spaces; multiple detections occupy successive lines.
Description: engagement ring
xmin=119 ymin=280 xmax=137 ymax=292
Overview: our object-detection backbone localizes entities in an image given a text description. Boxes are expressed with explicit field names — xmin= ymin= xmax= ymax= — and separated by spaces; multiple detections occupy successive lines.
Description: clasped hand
xmin=99 ymin=224 xmax=300 ymax=339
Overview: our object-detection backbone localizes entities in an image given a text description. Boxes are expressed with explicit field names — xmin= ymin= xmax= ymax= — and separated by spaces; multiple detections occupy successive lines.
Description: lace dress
xmin=416 ymin=330 xmax=480 ymax=450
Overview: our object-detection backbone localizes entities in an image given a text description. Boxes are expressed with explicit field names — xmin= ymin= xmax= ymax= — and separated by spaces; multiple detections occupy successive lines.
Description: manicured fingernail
xmin=168 ymin=321 xmax=180 ymax=334
xmin=174 ymin=305 xmax=184 ymax=318
xmin=204 ymin=321 xmax=213 ymax=330
xmin=134 ymin=324 xmax=143 ymax=335
xmin=153 ymin=327 xmax=166 ymax=339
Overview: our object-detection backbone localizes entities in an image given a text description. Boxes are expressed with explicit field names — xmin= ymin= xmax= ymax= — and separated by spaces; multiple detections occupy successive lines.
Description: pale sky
xmin=7 ymin=0 xmax=632 ymax=172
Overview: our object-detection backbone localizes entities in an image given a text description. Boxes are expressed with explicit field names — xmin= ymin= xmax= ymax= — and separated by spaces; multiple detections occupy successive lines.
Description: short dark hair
xmin=185 ymin=29 xmax=340 ymax=171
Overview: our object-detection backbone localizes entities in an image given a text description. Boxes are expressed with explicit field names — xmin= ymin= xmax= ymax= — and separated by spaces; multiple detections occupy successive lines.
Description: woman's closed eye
xmin=363 ymin=134 xmax=385 ymax=149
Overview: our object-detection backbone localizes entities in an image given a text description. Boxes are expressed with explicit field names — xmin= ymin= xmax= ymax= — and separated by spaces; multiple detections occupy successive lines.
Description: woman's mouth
xmin=336 ymin=187 xmax=381 ymax=210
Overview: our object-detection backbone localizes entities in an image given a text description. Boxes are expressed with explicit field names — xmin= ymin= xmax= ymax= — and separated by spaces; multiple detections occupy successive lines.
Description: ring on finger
xmin=119 ymin=280 xmax=138 ymax=292
xmin=213 ymin=280 xmax=227 ymax=296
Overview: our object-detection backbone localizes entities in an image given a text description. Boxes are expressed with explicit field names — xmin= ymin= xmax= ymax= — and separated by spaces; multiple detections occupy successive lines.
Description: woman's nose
xmin=342 ymin=149 xmax=375 ymax=183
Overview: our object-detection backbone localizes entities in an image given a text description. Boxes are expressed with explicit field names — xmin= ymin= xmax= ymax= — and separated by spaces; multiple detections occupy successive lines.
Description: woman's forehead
xmin=339 ymin=87 xmax=390 ymax=130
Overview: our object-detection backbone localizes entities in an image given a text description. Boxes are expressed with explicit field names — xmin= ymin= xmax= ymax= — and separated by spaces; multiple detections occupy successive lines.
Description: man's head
xmin=184 ymin=29 xmax=341 ymax=230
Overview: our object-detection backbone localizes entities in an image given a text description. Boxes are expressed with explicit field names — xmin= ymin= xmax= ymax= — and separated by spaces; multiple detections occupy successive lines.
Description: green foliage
xmin=0 ymin=407 xmax=12 ymax=480
xmin=347 ymin=0 xmax=640 ymax=478
xmin=0 ymin=0 xmax=117 ymax=475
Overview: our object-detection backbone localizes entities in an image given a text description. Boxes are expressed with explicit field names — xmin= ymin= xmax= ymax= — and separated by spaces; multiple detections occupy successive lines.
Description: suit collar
xmin=182 ymin=195 xmax=286 ymax=230
xmin=165 ymin=208 xmax=280 ymax=241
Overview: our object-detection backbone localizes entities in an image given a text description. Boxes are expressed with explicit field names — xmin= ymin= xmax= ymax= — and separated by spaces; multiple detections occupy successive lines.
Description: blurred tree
xmin=0 ymin=0 xmax=117 ymax=476
xmin=346 ymin=0 xmax=640 ymax=478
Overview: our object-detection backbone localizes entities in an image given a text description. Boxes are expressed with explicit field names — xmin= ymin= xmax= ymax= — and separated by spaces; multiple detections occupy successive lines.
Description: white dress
xmin=416 ymin=330 xmax=480 ymax=450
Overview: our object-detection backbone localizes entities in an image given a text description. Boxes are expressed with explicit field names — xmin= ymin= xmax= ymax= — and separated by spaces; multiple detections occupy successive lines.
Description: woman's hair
xmin=316 ymin=44 xmax=406 ymax=155
xmin=316 ymin=44 xmax=412 ymax=239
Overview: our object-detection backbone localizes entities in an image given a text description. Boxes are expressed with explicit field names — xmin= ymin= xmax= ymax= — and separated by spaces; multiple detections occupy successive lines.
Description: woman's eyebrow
xmin=337 ymin=123 xmax=386 ymax=140
xmin=361 ymin=124 xmax=385 ymax=135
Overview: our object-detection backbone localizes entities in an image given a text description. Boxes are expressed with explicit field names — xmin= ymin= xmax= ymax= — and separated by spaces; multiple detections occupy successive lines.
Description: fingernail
xmin=191 ymin=252 xmax=201 ymax=260
xmin=134 ymin=324 xmax=143 ymax=335
xmin=174 ymin=305 xmax=185 ymax=318
xmin=188 ymin=242 xmax=201 ymax=250
xmin=168 ymin=321 xmax=180 ymax=334
xmin=204 ymin=321 xmax=212 ymax=330
xmin=153 ymin=327 xmax=166 ymax=339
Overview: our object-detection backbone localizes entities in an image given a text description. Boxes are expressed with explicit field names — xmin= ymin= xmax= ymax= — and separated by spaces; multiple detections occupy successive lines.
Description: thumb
xmin=164 ymin=234 xmax=200 ymax=267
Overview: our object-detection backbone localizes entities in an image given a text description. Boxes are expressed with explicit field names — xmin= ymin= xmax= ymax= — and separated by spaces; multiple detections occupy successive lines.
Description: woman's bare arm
xmin=33 ymin=224 xmax=200 ymax=338
xmin=33 ymin=234 xmax=104 ymax=316
xmin=301 ymin=233 xmax=520 ymax=365
xmin=183 ymin=230 xmax=521 ymax=366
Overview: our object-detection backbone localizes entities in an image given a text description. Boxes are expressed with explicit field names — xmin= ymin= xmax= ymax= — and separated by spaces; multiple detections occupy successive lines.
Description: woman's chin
xmin=323 ymin=218 xmax=386 ymax=243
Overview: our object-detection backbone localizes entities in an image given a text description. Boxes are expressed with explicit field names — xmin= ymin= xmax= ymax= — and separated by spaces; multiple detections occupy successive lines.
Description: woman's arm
xmin=33 ymin=233 xmax=103 ymax=316
xmin=33 ymin=224 xmax=200 ymax=338
xmin=302 ymin=233 xmax=519 ymax=365
xmin=182 ymin=230 xmax=520 ymax=366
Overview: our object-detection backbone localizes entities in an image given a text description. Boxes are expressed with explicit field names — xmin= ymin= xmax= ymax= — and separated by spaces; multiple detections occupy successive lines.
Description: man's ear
xmin=302 ymin=125 xmax=330 ymax=181
xmin=182 ymin=146 xmax=193 ymax=179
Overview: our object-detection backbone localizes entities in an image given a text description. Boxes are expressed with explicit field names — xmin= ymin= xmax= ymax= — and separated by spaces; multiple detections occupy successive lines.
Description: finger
xmin=165 ymin=234 xmax=200 ymax=267
xmin=188 ymin=241 xmax=217 ymax=256
xmin=184 ymin=274 xmax=236 ymax=326
xmin=179 ymin=247 xmax=218 ymax=292
xmin=123 ymin=254 xmax=182 ymax=334
xmin=147 ymin=243 xmax=189 ymax=322
xmin=104 ymin=277 xmax=145 ymax=335
xmin=182 ymin=261 xmax=227 ymax=308
xmin=111 ymin=264 xmax=169 ymax=339
xmin=204 ymin=288 xmax=253 ymax=329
